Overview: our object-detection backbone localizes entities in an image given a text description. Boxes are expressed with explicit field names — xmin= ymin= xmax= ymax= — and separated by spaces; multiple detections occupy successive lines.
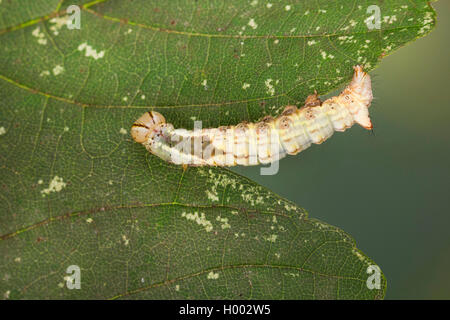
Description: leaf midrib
xmin=109 ymin=260 xmax=368 ymax=300
xmin=0 ymin=0 xmax=428 ymax=39
xmin=0 ymin=201 xmax=295 ymax=241
xmin=0 ymin=73 xmax=333 ymax=109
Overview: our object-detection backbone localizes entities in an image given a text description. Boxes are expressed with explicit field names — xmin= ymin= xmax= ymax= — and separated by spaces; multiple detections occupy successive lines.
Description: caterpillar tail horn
xmin=346 ymin=65 xmax=373 ymax=130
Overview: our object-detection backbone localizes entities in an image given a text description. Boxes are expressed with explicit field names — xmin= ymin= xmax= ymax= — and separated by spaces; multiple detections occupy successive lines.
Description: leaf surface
xmin=0 ymin=0 xmax=435 ymax=299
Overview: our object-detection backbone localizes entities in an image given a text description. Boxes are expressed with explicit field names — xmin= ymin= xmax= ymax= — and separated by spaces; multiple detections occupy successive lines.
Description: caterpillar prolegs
xmin=131 ymin=65 xmax=373 ymax=167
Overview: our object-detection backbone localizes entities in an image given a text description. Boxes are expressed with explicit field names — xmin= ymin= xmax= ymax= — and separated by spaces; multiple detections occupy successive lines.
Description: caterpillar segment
xmin=131 ymin=65 xmax=373 ymax=167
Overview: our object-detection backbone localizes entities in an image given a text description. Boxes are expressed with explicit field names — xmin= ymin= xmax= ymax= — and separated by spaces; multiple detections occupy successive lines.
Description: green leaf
xmin=0 ymin=0 xmax=435 ymax=299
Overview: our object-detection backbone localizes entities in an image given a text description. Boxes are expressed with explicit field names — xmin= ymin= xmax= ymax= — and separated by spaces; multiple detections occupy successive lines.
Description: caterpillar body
xmin=131 ymin=65 xmax=373 ymax=167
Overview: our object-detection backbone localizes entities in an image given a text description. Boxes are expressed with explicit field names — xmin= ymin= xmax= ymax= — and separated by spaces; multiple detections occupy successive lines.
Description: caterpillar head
xmin=131 ymin=111 xmax=166 ymax=144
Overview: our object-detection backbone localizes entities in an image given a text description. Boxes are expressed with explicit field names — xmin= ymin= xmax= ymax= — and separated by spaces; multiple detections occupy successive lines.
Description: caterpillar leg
xmin=304 ymin=91 xmax=322 ymax=107
xmin=282 ymin=105 xmax=297 ymax=116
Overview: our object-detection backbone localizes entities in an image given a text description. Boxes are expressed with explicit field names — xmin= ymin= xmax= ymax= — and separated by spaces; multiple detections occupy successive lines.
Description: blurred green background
xmin=233 ymin=1 xmax=449 ymax=299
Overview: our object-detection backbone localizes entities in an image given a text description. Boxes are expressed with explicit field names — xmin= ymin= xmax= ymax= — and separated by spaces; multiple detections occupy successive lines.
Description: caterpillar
xmin=131 ymin=65 xmax=373 ymax=167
